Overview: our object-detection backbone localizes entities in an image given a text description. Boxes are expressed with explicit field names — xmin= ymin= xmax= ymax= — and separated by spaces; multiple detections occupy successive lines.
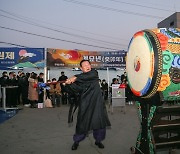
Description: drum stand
xmin=131 ymin=96 xmax=180 ymax=154
xmin=131 ymin=101 xmax=156 ymax=154
xmin=151 ymin=100 xmax=180 ymax=153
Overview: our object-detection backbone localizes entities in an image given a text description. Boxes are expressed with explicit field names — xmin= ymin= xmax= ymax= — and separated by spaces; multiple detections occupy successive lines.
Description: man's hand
xmin=65 ymin=76 xmax=77 ymax=84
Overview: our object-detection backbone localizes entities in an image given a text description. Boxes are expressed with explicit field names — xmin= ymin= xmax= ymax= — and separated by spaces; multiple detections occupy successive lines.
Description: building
xmin=158 ymin=12 xmax=180 ymax=28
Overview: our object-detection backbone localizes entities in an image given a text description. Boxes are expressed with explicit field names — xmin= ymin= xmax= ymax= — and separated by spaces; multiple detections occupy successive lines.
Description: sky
xmin=0 ymin=0 xmax=180 ymax=51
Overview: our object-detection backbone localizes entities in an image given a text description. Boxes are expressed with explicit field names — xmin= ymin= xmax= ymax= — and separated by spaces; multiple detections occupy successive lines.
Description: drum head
xmin=126 ymin=30 xmax=162 ymax=98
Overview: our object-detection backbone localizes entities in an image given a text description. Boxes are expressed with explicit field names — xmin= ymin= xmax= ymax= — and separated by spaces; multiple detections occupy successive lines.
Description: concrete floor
xmin=0 ymin=104 xmax=179 ymax=154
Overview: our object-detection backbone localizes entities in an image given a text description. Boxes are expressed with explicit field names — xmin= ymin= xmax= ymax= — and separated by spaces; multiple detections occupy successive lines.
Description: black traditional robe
xmin=68 ymin=69 xmax=111 ymax=134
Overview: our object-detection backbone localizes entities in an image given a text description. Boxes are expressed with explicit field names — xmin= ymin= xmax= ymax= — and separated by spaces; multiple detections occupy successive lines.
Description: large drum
xmin=126 ymin=28 xmax=180 ymax=101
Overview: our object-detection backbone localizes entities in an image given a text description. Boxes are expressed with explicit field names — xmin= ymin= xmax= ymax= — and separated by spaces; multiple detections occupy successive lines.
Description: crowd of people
xmin=0 ymin=70 xmax=134 ymax=109
xmin=0 ymin=71 xmax=69 ymax=108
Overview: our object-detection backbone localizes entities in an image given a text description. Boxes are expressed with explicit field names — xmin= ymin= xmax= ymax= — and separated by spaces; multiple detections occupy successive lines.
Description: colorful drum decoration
xmin=126 ymin=28 xmax=180 ymax=101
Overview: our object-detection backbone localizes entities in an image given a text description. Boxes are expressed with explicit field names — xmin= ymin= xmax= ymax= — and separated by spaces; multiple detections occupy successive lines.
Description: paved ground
xmin=0 ymin=104 xmax=179 ymax=154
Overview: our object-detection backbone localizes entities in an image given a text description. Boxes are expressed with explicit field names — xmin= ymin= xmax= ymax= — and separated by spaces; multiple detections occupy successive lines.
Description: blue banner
xmin=0 ymin=48 xmax=45 ymax=70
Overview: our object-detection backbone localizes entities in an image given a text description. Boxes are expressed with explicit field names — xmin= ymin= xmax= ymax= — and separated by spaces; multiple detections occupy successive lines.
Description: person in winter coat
xmin=58 ymin=71 xmax=68 ymax=104
xmin=6 ymin=72 xmax=18 ymax=107
xmin=101 ymin=79 xmax=109 ymax=101
xmin=37 ymin=72 xmax=44 ymax=103
xmin=28 ymin=73 xmax=38 ymax=108
xmin=0 ymin=72 xmax=9 ymax=107
xmin=49 ymin=78 xmax=61 ymax=107
xmin=65 ymin=60 xmax=111 ymax=150
xmin=18 ymin=72 xmax=29 ymax=105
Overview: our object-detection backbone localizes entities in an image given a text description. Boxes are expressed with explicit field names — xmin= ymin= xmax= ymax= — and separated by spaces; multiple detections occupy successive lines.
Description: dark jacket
xmin=18 ymin=75 xmax=29 ymax=97
xmin=68 ymin=69 xmax=111 ymax=134
xmin=58 ymin=75 xmax=68 ymax=92
xmin=0 ymin=76 xmax=9 ymax=87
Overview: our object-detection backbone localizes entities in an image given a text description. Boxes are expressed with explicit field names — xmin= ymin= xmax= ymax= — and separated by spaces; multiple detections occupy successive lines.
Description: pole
xmin=2 ymin=87 xmax=6 ymax=111
xmin=43 ymin=48 xmax=47 ymax=106
xmin=44 ymin=48 xmax=47 ymax=83
xmin=107 ymin=67 xmax=110 ymax=87
xmin=47 ymin=69 xmax=50 ymax=80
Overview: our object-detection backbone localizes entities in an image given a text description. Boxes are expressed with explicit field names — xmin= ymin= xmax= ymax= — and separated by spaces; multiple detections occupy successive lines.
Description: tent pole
xmin=43 ymin=48 xmax=47 ymax=105
xmin=44 ymin=48 xmax=47 ymax=83
xmin=107 ymin=67 xmax=110 ymax=87
xmin=47 ymin=69 xmax=50 ymax=80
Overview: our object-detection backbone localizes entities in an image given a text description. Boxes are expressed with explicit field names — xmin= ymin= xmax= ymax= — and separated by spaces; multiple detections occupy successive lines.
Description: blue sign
xmin=0 ymin=48 xmax=45 ymax=70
